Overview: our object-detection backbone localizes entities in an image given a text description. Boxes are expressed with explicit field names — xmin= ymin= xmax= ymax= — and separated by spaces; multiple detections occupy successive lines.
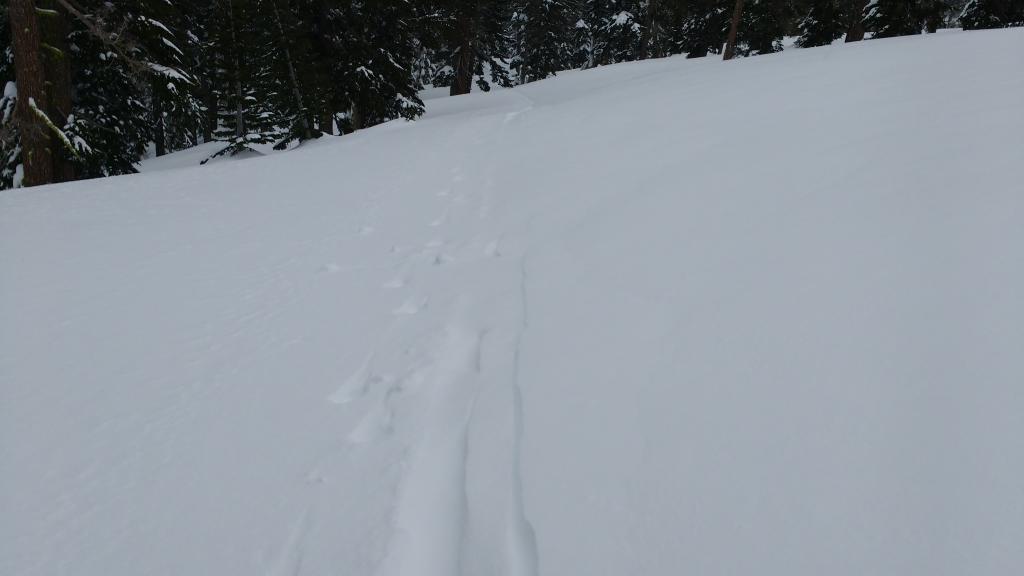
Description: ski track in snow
xmin=365 ymin=93 xmax=541 ymax=576
xmin=507 ymin=254 xmax=539 ymax=576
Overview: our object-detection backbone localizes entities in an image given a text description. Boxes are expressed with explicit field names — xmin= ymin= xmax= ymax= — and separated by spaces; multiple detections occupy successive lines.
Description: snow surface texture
xmin=3 ymin=29 xmax=1024 ymax=576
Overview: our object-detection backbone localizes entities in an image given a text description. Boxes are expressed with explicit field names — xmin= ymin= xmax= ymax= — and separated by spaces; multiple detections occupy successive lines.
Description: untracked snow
xmin=2 ymin=29 xmax=1023 ymax=576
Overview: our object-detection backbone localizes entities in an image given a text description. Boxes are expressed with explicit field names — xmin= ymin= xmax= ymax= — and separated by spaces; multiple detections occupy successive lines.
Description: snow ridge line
xmin=507 ymin=253 xmax=539 ymax=576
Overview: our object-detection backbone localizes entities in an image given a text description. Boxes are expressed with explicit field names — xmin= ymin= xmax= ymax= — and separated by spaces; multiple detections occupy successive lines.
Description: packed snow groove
xmin=3 ymin=29 xmax=1024 ymax=576
xmin=508 ymin=254 xmax=540 ymax=576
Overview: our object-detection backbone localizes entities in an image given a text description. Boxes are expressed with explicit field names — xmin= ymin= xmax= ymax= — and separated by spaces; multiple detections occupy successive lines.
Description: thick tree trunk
xmin=350 ymin=104 xmax=363 ymax=132
xmin=723 ymin=0 xmax=745 ymax=61
xmin=38 ymin=0 xmax=75 ymax=182
xmin=450 ymin=12 xmax=475 ymax=96
xmin=845 ymin=0 xmax=868 ymax=42
xmin=9 ymin=0 xmax=54 ymax=187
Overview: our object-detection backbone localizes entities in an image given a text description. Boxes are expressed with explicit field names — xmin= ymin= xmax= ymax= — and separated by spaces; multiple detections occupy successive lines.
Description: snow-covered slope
xmin=3 ymin=29 xmax=1023 ymax=576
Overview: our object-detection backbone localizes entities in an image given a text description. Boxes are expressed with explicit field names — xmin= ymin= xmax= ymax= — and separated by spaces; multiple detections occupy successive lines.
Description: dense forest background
xmin=2 ymin=0 xmax=1021 ymax=189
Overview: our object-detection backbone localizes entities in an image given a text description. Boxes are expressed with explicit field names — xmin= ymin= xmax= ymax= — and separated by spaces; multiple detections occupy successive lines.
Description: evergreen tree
xmin=68 ymin=22 xmax=150 ymax=177
xmin=575 ymin=0 xmax=615 ymax=66
xmin=177 ymin=0 xmax=220 ymax=143
xmin=645 ymin=0 xmax=691 ymax=59
xmin=960 ymin=0 xmax=1024 ymax=28
xmin=738 ymin=0 xmax=789 ymax=55
xmin=602 ymin=0 xmax=646 ymax=63
xmin=1 ymin=3 xmax=19 ymax=188
xmin=919 ymin=0 xmax=951 ymax=31
xmin=205 ymin=0 xmax=280 ymax=161
xmin=864 ymin=0 xmax=924 ymax=37
xmin=258 ymin=0 xmax=321 ymax=145
xmin=797 ymin=0 xmax=849 ymax=46
xmin=642 ymin=0 xmax=668 ymax=59
xmin=131 ymin=0 xmax=204 ymax=156
xmin=680 ymin=0 xmax=731 ymax=58
xmin=845 ymin=0 xmax=870 ymax=40
xmin=513 ymin=0 xmax=577 ymax=83
xmin=323 ymin=0 xmax=425 ymax=131
xmin=431 ymin=0 xmax=515 ymax=95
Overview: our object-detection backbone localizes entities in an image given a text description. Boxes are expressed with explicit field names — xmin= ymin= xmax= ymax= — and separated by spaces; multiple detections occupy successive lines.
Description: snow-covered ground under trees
xmin=3 ymin=28 xmax=1023 ymax=576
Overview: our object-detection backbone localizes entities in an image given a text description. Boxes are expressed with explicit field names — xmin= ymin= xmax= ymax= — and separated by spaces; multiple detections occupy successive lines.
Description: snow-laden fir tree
xmin=738 ymin=0 xmax=790 ymax=55
xmin=863 ymin=0 xmax=924 ymax=37
xmin=321 ymin=0 xmax=425 ymax=132
xmin=256 ymin=0 xmax=318 ymax=147
xmin=960 ymin=0 xmax=1023 ymax=28
xmin=574 ymin=0 xmax=616 ymax=66
xmin=649 ymin=0 xmax=693 ymax=60
xmin=205 ymin=0 xmax=281 ymax=161
xmin=65 ymin=0 xmax=200 ymax=174
xmin=920 ymin=0 xmax=952 ymax=31
xmin=512 ymin=0 xmax=578 ymax=83
xmin=131 ymin=0 xmax=205 ymax=157
xmin=68 ymin=27 xmax=150 ymax=177
xmin=602 ymin=0 xmax=646 ymax=63
xmin=680 ymin=0 xmax=731 ymax=58
xmin=431 ymin=0 xmax=515 ymax=95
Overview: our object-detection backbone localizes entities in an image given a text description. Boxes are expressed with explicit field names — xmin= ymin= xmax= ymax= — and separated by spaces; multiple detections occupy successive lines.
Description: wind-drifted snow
xmin=2 ymin=29 xmax=1023 ymax=576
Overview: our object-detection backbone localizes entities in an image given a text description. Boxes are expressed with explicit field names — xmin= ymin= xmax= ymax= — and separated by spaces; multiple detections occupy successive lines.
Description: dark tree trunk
xmin=226 ymin=0 xmax=245 ymax=139
xmin=450 ymin=12 xmax=475 ymax=96
xmin=641 ymin=0 xmax=661 ymax=59
xmin=9 ymin=0 xmax=54 ymax=187
xmin=38 ymin=0 xmax=75 ymax=182
xmin=152 ymin=80 xmax=167 ymax=157
xmin=723 ymin=0 xmax=745 ymax=60
xmin=268 ymin=0 xmax=312 ymax=141
xmin=845 ymin=0 xmax=868 ymax=42
xmin=350 ymin=104 xmax=363 ymax=131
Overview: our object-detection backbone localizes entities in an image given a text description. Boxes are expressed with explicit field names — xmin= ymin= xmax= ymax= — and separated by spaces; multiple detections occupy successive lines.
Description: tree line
xmin=2 ymin=0 xmax=1021 ymax=189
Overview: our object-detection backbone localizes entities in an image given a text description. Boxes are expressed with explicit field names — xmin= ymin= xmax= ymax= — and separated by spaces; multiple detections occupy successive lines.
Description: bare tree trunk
xmin=451 ymin=12 xmax=475 ymax=96
xmin=723 ymin=0 xmax=745 ymax=61
xmin=845 ymin=0 xmax=867 ymax=42
xmin=38 ymin=0 xmax=75 ymax=181
xmin=9 ymin=0 xmax=54 ymax=187
xmin=268 ymin=0 xmax=312 ymax=140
